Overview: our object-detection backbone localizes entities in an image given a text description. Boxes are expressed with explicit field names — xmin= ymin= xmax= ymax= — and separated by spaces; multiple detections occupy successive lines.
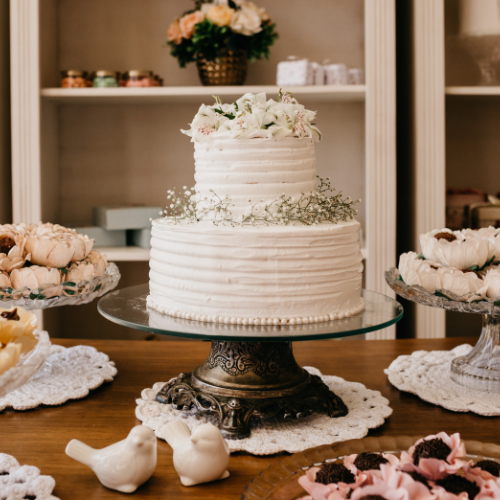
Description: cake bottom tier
xmin=148 ymin=219 xmax=364 ymax=325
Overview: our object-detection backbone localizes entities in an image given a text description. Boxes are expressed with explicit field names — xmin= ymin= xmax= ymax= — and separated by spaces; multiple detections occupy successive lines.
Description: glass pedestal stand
xmin=98 ymin=284 xmax=403 ymax=439
xmin=386 ymin=268 xmax=500 ymax=393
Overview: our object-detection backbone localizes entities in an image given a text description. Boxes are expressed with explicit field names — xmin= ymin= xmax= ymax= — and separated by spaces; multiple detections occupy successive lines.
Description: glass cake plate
xmin=0 ymin=263 xmax=121 ymax=310
xmin=386 ymin=267 xmax=500 ymax=393
xmin=98 ymin=285 xmax=402 ymax=439
xmin=98 ymin=284 xmax=402 ymax=341
xmin=241 ymin=435 xmax=500 ymax=500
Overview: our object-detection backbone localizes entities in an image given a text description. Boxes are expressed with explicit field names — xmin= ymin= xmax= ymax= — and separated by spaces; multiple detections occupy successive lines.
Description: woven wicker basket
xmin=197 ymin=50 xmax=248 ymax=86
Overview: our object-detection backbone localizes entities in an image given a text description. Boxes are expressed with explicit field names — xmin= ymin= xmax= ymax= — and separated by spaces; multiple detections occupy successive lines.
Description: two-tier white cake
xmin=148 ymin=92 xmax=364 ymax=325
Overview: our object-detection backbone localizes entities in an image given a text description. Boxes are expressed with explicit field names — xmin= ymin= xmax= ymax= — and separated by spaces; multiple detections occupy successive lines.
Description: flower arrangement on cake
xmin=397 ymin=227 xmax=500 ymax=302
xmin=166 ymin=0 xmax=278 ymax=85
xmin=163 ymin=91 xmax=358 ymax=227
xmin=0 ymin=307 xmax=38 ymax=375
xmin=0 ymin=223 xmax=110 ymax=300
xmin=299 ymin=433 xmax=500 ymax=500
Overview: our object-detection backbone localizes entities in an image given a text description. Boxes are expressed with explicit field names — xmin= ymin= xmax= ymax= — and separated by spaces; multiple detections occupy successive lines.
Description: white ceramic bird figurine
xmin=65 ymin=425 xmax=157 ymax=493
xmin=161 ymin=421 xmax=230 ymax=487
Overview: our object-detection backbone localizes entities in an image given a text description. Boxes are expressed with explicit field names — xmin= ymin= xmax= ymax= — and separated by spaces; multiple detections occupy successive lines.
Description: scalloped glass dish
xmin=0 ymin=331 xmax=52 ymax=398
xmin=0 ymin=263 xmax=121 ymax=310
xmin=242 ymin=435 xmax=500 ymax=500
xmin=385 ymin=268 xmax=500 ymax=315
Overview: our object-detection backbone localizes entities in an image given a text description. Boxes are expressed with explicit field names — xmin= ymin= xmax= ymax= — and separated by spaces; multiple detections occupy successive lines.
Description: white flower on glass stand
xmin=10 ymin=268 xmax=39 ymax=290
xmin=398 ymin=252 xmax=442 ymax=292
xmin=484 ymin=268 xmax=500 ymax=298
xmin=437 ymin=267 xmax=470 ymax=297
xmin=86 ymin=251 xmax=108 ymax=277
xmin=67 ymin=261 xmax=96 ymax=282
xmin=25 ymin=236 xmax=74 ymax=268
xmin=0 ymin=272 xmax=11 ymax=288
xmin=420 ymin=228 xmax=489 ymax=270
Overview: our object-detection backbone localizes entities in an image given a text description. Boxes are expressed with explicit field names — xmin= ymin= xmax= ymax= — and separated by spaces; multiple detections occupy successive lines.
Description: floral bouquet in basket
xmin=167 ymin=0 xmax=278 ymax=85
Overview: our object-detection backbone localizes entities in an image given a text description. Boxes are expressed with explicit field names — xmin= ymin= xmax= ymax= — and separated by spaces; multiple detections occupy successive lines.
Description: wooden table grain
xmin=1 ymin=337 xmax=498 ymax=499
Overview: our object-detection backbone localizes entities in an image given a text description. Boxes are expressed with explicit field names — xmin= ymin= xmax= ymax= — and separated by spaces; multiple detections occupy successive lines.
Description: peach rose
xmin=179 ymin=11 xmax=204 ymax=39
xmin=206 ymin=5 xmax=234 ymax=27
xmin=167 ymin=20 xmax=183 ymax=44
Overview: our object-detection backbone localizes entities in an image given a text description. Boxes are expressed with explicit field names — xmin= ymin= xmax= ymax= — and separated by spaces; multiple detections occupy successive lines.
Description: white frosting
xmin=194 ymin=137 xmax=317 ymax=218
xmin=149 ymin=219 xmax=364 ymax=322
xmin=460 ymin=0 xmax=500 ymax=35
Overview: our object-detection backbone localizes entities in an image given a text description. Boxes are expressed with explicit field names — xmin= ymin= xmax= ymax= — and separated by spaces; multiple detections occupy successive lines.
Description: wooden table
xmin=1 ymin=337 xmax=498 ymax=499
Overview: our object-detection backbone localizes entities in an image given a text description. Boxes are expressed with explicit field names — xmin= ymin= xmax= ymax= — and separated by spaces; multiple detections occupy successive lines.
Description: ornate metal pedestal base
xmin=156 ymin=341 xmax=348 ymax=439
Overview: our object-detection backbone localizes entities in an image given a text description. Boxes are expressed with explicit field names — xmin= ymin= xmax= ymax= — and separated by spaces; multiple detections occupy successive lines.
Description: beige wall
xmin=0 ymin=1 xmax=11 ymax=224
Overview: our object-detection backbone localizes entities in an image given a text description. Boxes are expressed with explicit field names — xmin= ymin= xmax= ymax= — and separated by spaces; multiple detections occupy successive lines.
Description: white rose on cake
xmin=484 ymin=267 xmax=500 ymax=298
xmin=420 ymin=228 xmax=489 ymax=270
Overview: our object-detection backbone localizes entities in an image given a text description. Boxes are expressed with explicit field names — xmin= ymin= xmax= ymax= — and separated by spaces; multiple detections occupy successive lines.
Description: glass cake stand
xmin=386 ymin=267 xmax=500 ymax=393
xmin=98 ymin=284 xmax=403 ymax=439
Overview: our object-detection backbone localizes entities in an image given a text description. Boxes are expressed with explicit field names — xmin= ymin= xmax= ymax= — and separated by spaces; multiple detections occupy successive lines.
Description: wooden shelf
xmin=446 ymin=86 xmax=500 ymax=96
xmin=98 ymin=245 xmax=367 ymax=262
xmin=40 ymin=85 xmax=366 ymax=104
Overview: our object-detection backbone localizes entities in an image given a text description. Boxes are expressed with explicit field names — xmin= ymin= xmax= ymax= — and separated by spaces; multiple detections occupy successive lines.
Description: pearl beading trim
xmin=146 ymin=296 xmax=365 ymax=325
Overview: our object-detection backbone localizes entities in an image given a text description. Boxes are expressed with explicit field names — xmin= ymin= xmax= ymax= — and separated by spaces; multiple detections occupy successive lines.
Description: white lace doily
xmin=385 ymin=344 xmax=500 ymax=416
xmin=0 ymin=453 xmax=59 ymax=500
xmin=0 ymin=345 xmax=117 ymax=411
xmin=136 ymin=367 xmax=392 ymax=455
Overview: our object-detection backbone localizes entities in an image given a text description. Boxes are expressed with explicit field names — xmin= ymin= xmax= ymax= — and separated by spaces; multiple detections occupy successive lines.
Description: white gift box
xmin=348 ymin=68 xmax=365 ymax=85
xmin=310 ymin=62 xmax=325 ymax=85
xmin=324 ymin=64 xmax=348 ymax=85
xmin=276 ymin=59 xmax=313 ymax=86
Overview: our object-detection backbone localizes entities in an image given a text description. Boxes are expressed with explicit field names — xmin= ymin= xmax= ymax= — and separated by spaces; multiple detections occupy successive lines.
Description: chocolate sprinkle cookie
xmin=473 ymin=459 xmax=500 ymax=477
xmin=406 ymin=470 xmax=429 ymax=487
xmin=436 ymin=475 xmax=480 ymax=499
xmin=315 ymin=463 xmax=355 ymax=485
xmin=353 ymin=452 xmax=389 ymax=471
xmin=413 ymin=438 xmax=451 ymax=465
xmin=359 ymin=496 xmax=386 ymax=500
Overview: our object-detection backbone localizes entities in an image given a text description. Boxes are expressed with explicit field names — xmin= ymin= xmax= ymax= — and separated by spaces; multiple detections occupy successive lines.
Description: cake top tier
xmin=181 ymin=90 xmax=322 ymax=143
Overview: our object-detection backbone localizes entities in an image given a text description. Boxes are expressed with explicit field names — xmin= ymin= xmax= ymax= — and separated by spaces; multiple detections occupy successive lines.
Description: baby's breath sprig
xmin=161 ymin=177 xmax=359 ymax=226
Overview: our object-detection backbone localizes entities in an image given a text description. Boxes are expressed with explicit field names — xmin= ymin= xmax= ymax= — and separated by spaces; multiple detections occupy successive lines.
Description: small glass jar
xmin=93 ymin=70 xmax=119 ymax=88
xmin=124 ymin=70 xmax=154 ymax=87
xmin=60 ymin=70 xmax=88 ymax=88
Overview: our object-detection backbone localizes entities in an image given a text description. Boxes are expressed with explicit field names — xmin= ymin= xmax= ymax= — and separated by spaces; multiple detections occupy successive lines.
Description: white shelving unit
xmin=412 ymin=0 xmax=500 ymax=338
xmin=10 ymin=0 xmax=395 ymax=339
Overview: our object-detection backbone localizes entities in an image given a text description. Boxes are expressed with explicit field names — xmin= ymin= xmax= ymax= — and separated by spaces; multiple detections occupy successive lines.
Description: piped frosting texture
xmin=194 ymin=137 xmax=317 ymax=218
xmin=149 ymin=219 xmax=364 ymax=322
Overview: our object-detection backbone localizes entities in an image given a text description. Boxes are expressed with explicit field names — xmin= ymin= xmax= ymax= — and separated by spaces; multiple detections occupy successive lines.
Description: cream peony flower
xmin=230 ymin=5 xmax=262 ymax=36
xmin=437 ymin=267 xmax=470 ymax=297
xmin=167 ymin=19 xmax=183 ymax=44
xmin=25 ymin=235 xmax=74 ymax=268
xmin=179 ymin=10 xmax=204 ymax=39
xmin=31 ymin=265 xmax=61 ymax=287
xmin=67 ymin=261 xmax=95 ymax=282
xmin=0 ymin=231 xmax=29 ymax=273
xmin=484 ymin=267 xmax=500 ymax=298
xmin=86 ymin=250 xmax=107 ymax=277
xmin=10 ymin=267 xmax=39 ymax=291
xmin=420 ymin=228 xmax=489 ymax=270
xmin=206 ymin=5 xmax=234 ymax=26
xmin=66 ymin=234 xmax=94 ymax=262
xmin=399 ymin=252 xmax=442 ymax=292
xmin=0 ymin=272 xmax=11 ymax=288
